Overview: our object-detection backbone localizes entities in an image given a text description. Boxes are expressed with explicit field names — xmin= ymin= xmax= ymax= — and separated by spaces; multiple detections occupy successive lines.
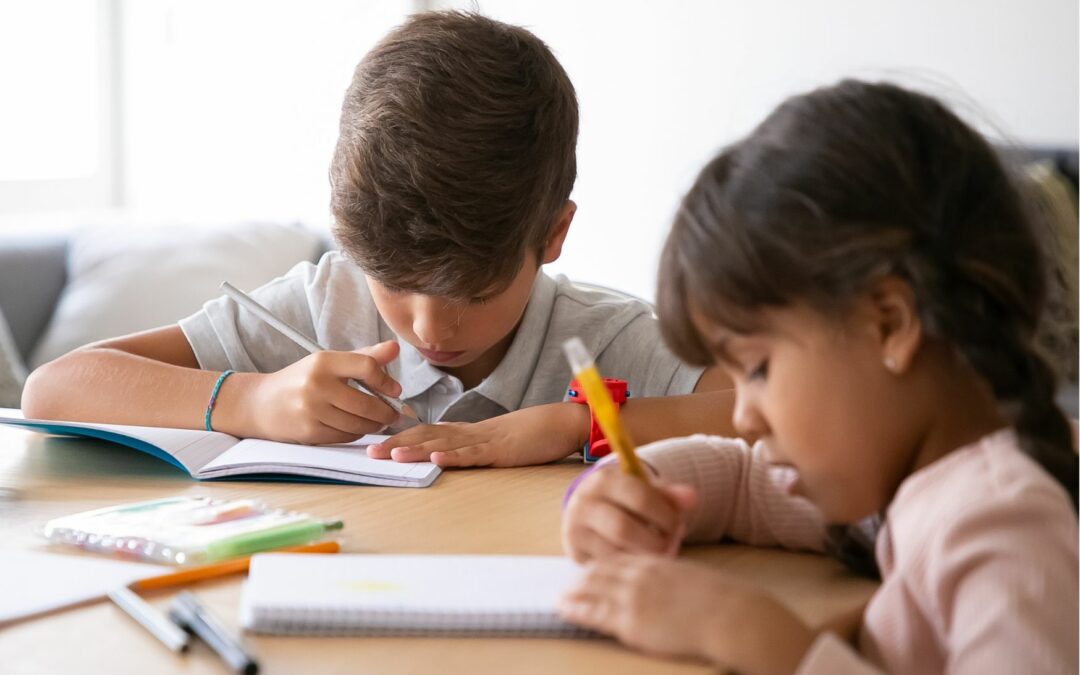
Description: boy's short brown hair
xmin=330 ymin=11 xmax=579 ymax=299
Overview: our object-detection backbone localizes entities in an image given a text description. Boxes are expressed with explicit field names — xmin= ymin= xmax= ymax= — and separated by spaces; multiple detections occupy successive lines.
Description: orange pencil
xmin=130 ymin=540 xmax=340 ymax=591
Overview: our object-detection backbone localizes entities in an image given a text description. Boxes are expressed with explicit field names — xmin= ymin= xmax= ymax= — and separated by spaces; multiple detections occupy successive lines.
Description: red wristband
xmin=566 ymin=377 xmax=629 ymax=463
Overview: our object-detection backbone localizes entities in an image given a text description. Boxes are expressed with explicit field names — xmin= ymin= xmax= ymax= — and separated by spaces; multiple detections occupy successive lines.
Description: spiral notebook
xmin=240 ymin=553 xmax=592 ymax=637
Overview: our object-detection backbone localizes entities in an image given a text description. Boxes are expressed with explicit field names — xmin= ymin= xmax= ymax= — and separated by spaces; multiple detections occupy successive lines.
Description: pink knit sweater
xmin=637 ymin=429 xmax=1079 ymax=674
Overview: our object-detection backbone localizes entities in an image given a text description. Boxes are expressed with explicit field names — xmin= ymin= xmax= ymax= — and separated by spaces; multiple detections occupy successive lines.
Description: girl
xmin=558 ymin=80 xmax=1078 ymax=674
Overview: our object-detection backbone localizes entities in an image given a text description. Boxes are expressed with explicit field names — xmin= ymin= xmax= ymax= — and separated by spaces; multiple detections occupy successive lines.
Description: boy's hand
xmin=559 ymin=554 xmax=816 ymax=671
xmin=246 ymin=340 xmax=403 ymax=445
xmin=562 ymin=465 xmax=697 ymax=562
xmin=366 ymin=402 xmax=589 ymax=468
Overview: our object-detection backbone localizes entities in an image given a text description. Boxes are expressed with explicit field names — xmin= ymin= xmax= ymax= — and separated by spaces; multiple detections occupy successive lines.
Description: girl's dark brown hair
xmin=658 ymin=80 xmax=1078 ymax=577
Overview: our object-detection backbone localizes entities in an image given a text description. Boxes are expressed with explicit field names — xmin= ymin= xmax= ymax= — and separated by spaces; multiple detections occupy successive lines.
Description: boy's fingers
xmin=303 ymin=421 xmax=363 ymax=446
xmin=319 ymin=350 xmax=402 ymax=397
xmin=371 ymin=424 xmax=439 ymax=454
xmin=329 ymin=385 xmax=399 ymax=427
xmin=353 ymin=340 xmax=400 ymax=366
xmin=431 ymin=445 xmax=493 ymax=467
xmin=321 ymin=404 xmax=387 ymax=438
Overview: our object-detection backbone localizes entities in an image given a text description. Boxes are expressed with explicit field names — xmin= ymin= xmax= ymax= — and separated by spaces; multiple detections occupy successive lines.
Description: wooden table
xmin=0 ymin=427 xmax=877 ymax=674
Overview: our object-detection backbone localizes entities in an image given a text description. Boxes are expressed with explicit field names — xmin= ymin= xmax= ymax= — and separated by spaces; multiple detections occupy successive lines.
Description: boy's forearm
xmin=21 ymin=348 xmax=259 ymax=434
xmin=620 ymin=390 xmax=738 ymax=445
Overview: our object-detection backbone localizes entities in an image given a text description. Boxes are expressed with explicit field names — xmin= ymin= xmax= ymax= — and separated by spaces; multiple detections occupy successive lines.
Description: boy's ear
xmin=541 ymin=201 xmax=576 ymax=265
xmin=865 ymin=275 xmax=922 ymax=374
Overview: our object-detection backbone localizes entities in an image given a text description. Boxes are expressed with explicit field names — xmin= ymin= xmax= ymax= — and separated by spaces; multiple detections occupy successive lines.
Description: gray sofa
xmin=0 ymin=220 xmax=331 ymax=407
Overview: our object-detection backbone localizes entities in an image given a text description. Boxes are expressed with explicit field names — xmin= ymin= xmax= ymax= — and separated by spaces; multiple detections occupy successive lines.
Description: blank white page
xmin=0 ymin=550 xmax=168 ymax=625
xmin=200 ymin=436 xmax=438 ymax=480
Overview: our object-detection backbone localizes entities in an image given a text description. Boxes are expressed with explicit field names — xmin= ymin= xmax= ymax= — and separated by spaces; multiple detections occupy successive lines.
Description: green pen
xmin=200 ymin=519 xmax=344 ymax=564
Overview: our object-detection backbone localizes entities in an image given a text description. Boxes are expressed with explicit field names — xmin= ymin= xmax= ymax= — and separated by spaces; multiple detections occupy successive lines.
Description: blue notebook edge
xmin=0 ymin=419 xmax=189 ymax=472
xmin=0 ymin=418 xmax=430 ymax=487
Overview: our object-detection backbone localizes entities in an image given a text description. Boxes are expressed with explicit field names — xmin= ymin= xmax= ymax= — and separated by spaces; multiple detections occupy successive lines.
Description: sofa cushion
xmin=0 ymin=305 xmax=27 ymax=407
xmin=28 ymin=221 xmax=323 ymax=368
xmin=0 ymin=232 xmax=67 ymax=364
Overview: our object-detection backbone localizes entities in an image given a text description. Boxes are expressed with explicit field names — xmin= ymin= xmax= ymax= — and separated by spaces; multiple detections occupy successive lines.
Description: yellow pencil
xmin=562 ymin=337 xmax=646 ymax=478
xmin=130 ymin=540 xmax=340 ymax=591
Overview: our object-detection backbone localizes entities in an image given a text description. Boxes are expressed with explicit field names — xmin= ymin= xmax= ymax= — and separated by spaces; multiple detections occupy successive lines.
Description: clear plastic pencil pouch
xmin=41 ymin=495 xmax=341 ymax=565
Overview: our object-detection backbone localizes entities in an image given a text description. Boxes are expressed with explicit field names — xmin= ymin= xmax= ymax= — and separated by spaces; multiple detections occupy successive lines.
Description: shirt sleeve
xmin=796 ymin=633 xmax=885 ymax=675
xmin=178 ymin=254 xmax=334 ymax=373
xmin=595 ymin=313 xmax=704 ymax=397
xmin=927 ymin=489 xmax=1079 ymax=675
xmin=637 ymin=435 xmax=827 ymax=551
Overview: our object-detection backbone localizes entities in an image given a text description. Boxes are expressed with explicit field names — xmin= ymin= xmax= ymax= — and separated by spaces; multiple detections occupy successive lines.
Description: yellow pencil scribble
xmin=339 ymin=579 xmax=405 ymax=592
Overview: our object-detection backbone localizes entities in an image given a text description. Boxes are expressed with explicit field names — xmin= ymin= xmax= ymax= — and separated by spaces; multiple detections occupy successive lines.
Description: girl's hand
xmin=366 ymin=402 xmax=590 ymax=467
xmin=243 ymin=341 xmax=404 ymax=444
xmin=562 ymin=464 xmax=697 ymax=562
xmin=559 ymin=555 xmax=817 ymax=673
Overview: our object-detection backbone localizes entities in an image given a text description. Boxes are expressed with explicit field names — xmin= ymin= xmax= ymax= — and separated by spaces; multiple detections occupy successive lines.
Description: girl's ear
xmin=866 ymin=275 xmax=922 ymax=374
xmin=541 ymin=200 xmax=576 ymax=264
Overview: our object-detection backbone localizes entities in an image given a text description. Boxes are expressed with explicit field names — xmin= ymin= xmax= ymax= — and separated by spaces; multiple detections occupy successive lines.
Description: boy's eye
xmin=747 ymin=360 xmax=769 ymax=381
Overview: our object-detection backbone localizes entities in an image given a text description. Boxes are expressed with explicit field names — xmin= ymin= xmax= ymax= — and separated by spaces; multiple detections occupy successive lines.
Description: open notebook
xmin=0 ymin=409 xmax=440 ymax=488
xmin=241 ymin=553 xmax=592 ymax=637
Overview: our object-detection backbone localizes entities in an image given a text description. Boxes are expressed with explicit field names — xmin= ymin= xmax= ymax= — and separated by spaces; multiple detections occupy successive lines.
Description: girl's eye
xmin=468 ymin=296 xmax=490 ymax=306
xmin=747 ymin=360 xmax=769 ymax=381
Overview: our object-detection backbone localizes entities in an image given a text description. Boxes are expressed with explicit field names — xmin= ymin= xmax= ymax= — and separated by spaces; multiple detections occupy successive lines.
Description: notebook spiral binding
xmin=253 ymin=606 xmax=595 ymax=638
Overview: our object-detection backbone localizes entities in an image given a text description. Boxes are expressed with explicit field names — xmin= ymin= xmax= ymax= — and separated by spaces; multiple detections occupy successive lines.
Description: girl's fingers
xmin=602 ymin=474 xmax=685 ymax=536
xmin=588 ymin=500 xmax=671 ymax=554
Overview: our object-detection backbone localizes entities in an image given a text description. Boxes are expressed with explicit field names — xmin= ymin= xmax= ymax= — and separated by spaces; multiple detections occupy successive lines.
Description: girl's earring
xmin=883 ymin=356 xmax=898 ymax=372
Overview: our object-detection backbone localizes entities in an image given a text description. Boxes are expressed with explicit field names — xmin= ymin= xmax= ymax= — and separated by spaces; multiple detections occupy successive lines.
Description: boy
xmin=22 ymin=12 xmax=733 ymax=467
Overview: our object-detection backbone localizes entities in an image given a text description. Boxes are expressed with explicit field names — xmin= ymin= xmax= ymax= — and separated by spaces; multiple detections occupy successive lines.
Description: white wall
xmin=439 ymin=0 xmax=1079 ymax=300
xmin=119 ymin=1 xmax=411 ymax=224
xmin=12 ymin=1 xmax=1073 ymax=301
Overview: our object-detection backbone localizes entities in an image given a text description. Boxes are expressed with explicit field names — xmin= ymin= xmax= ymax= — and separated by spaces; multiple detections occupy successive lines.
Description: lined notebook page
xmin=241 ymin=553 xmax=591 ymax=637
xmin=198 ymin=436 xmax=441 ymax=486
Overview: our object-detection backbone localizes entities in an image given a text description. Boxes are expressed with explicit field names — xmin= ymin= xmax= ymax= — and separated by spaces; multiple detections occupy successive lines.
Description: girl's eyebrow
xmin=706 ymin=334 xmax=740 ymax=367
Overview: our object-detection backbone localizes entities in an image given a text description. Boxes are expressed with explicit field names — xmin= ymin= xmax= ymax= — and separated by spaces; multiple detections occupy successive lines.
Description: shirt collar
xmin=392 ymin=271 xmax=559 ymax=412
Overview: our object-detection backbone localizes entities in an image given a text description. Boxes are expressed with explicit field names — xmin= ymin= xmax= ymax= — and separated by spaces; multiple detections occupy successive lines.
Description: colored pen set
xmin=42 ymin=496 xmax=343 ymax=565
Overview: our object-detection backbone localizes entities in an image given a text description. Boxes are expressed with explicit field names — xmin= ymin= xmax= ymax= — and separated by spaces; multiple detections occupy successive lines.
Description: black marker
xmin=168 ymin=591 xmax=258 ymax=675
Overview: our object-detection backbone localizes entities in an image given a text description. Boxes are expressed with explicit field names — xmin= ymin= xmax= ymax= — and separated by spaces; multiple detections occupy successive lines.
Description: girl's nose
xmin=732 ymin=391 xmax=767 ymax=444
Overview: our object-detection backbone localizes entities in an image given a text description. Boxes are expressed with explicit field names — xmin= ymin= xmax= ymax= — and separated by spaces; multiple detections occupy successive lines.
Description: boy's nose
xmin=411 ymin=298 xmax=458 ymax=345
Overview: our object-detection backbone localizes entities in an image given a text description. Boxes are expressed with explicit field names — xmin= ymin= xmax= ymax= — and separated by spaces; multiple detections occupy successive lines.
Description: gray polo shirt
xmin=179 ymin=252 xmax=703 ymax=427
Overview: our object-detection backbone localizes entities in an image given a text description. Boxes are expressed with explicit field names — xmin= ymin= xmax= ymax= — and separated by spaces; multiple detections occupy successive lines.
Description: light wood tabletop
xmin=0 ymin=426 xmax=877 ymax=674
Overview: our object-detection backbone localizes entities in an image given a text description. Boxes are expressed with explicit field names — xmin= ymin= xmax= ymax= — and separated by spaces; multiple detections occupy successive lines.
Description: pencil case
xmin=40 ymin=495 xmax=342 ymax=565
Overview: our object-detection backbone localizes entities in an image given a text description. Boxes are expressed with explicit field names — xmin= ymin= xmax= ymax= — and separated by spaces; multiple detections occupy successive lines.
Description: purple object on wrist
xmin=562 ymin=458 xmax=616 ymax=509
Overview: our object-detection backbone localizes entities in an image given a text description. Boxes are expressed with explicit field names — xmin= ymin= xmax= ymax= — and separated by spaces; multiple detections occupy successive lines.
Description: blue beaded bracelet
xmin=204 ymin=370 xmax=236 ymax=432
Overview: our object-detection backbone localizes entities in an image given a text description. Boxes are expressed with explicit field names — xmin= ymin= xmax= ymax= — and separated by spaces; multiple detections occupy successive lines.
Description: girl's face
xmin=694 ymin=302 xmax=922 ymax=523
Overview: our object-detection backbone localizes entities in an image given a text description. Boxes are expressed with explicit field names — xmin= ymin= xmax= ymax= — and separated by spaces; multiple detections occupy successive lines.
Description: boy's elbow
xmin=20 ymin=354 xmax=77 ymax=419
xmin=20 ymin=366 xmax=55 ymax=418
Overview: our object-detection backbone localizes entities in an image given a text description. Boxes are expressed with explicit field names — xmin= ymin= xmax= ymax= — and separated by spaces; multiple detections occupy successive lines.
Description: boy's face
xmin=365 ymin=201 xmax=574 ymax=385
xmin=366 ymin=253 xmax=542 ymax=377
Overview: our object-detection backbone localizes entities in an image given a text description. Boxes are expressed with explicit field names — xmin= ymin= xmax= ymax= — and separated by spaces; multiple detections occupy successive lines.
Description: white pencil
xmin=219 ymin=281 xmax=420 ymax=422
xmin=108 ymin=586 xmax=190 ymax=653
